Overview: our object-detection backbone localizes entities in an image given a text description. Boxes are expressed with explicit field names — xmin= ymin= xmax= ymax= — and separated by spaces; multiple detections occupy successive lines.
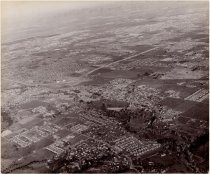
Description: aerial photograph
xmin=1 ymin=1 xmax=209 ymax=173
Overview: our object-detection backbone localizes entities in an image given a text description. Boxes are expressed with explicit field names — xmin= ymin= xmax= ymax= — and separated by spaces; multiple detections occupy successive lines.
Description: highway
xmin=85 ymin=47 xmax=157 ymax=76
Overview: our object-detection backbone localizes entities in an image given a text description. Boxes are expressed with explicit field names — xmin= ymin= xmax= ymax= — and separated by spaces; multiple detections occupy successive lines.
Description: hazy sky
xmin=1 ymin=1 xmax=208 ymax=43
xmin=2 ymin=1 xmax=208 ymax=25
xmin=1 ymin=1 xmax=101 ymax=42
xmin=2 ymin=2 xmax=98 ymax=25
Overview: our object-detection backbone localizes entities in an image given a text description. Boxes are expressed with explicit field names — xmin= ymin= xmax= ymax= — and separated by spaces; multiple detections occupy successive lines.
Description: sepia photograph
xmin=1 ymin=0 xmax=209 ymax=173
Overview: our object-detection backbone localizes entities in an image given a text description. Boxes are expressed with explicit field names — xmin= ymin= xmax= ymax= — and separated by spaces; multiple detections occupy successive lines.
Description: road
xmin=2 ymin=47 xmax=157 ymax=88
xmin=85 ymin=47 xmax=157 ymax=76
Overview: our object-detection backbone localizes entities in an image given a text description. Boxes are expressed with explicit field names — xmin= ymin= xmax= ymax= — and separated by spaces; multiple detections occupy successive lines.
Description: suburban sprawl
xmin=1 ymin=2 xmax=209 ymax=173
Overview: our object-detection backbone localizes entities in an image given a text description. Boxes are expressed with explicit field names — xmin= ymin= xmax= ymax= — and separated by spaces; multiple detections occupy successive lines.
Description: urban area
xmin=1 ymin=1 xmax=209 ymax=173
